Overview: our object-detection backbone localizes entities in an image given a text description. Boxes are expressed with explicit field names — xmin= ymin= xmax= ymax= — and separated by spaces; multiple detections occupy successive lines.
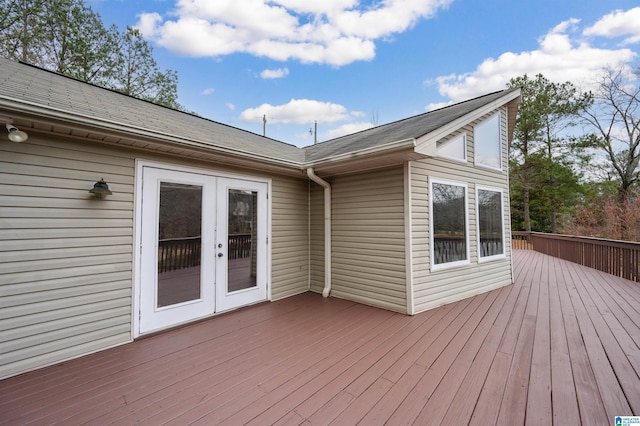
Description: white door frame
xmin=133 ymin=160 xmax=272 ymax=338
xmin=138 ymin=167 xmax=216 ymax=334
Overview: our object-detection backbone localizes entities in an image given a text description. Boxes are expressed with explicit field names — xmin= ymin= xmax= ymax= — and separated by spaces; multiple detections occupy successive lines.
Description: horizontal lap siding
xmin=412 ymin=107 xmax=513 ymax=313
xmin=0 ymin=135 xmax=310 ymax=379
xmin=270 ymin=176 xmax=309 ymax=300
xmin=330 ymin=167 xmax=407 ymax=313
xmin=0 ymin=135 xmax=135 ymax=379
xmin=135 ymin=154 xmax=310 ymax=302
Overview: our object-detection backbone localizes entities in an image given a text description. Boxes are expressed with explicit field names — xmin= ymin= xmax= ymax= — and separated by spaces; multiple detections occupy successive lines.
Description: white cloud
xmin=240 ymin=99 xmax=350 ymax=124
xmin=201 ymin=87 xmax=215 ymax=95
xmin=430 ymin=16 xmax=637 ymax=103
xmin=425 ymin=101 xmax=453 ymax=111
xmin=260 ymin=68 xmax=290 ymax=79
xmin=226 ymin=102 xmax=235 ymax=110
xmin=583 ymin=7 xmax=640 ymax=45
xmin=135 ymin=12 xmax=163 ymax=36
xmin=323 ymin=121 xmax=374 ymax=140
xmin=136 ymin=0 xmax=452 ymax=66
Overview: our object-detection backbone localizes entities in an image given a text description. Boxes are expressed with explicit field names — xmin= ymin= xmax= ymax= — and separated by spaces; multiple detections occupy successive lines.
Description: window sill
xmin=430 ymin=259 xmax=470 ymax=272
xmin=478 ymin=254 xmax=507 ymax=263
xmin=474 ymin=162 xmax=503 ymax=172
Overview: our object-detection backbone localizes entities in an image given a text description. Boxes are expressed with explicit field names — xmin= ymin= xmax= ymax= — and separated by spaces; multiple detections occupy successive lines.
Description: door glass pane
xmin=227 ymin=189 xmax=257 ymax=292
xmin=157 ymin=182 xmax=202 ymax=307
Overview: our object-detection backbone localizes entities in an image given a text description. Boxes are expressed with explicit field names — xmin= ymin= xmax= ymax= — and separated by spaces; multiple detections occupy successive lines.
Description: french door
xmin=138 ymin=166 xmax=268 ymax=335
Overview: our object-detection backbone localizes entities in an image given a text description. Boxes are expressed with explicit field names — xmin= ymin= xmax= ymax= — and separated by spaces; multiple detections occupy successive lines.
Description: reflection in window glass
xmin=227 ymin=189 xmax=258 ymax=292
xmin=478 ymin=189 xmax=504 ymax=258
xmin=437 ymin=133 xmax=466 ymax=161
xmin=474 ymin=114 xmax=501 ymax=169
xmin=432 ymin=182 xmax=467 ymax=266
xmin=157 ymin=182 xmax=202 ymax=307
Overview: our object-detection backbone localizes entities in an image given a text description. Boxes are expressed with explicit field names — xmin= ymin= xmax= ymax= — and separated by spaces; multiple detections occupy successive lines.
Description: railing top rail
xmin=513 ymin=231 xmax=640 ymax=250
xmin=159 ymin=236 xmax=202 ymax=243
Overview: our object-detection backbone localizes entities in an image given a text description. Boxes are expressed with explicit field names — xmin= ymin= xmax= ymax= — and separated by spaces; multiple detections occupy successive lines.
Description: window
xmin=437 ymin=133 xmax=466 ymax=162
xmin=430 ymin=179 xmax=469 ymax=270
xmin=474 ymin=113 xmax=501 ymax=170
xmin=477 ymin=187 xmax=505 ymax=261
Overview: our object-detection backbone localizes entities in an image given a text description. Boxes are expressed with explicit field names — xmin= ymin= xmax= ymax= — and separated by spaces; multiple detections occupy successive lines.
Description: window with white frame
xmin=436 ymin=133 xmax=466 ymax=162
xmin=430 ymin=178 xmax=469 ymax=270
xmin=474 ymin=113 xmax=502 ymax=170
xmin=477 ymin=187 xmax=505 ymax=261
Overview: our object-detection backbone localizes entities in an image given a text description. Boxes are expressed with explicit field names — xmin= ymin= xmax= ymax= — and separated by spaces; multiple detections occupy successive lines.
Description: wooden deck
xmin=1 ymin=250 xmax=639 ymax=425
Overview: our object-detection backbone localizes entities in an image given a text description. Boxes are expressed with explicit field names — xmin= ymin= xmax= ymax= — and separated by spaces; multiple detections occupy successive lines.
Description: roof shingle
xmin=0 ymin=58 xmax=519 ymax=167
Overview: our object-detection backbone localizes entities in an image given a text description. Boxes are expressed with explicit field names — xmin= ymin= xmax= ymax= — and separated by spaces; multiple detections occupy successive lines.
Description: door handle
xmin=218 ymin=253 xmax=224 ymax=257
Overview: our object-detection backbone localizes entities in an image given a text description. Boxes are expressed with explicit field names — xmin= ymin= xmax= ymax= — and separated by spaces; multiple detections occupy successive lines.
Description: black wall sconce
xmin=89 ymin=179 xmax=113 ymax=198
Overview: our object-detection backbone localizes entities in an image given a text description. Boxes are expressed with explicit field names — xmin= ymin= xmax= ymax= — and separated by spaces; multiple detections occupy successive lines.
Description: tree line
xmin=508 ymin=69 xmax=640 ymax=242
xmin=0 ymin=0 xmax=182 ymax=109
xmin=2 ymin=2 xmax=638 ymax=241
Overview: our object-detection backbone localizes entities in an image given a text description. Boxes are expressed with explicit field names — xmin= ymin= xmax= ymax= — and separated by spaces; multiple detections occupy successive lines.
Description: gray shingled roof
xmin=0 ymin=58 xmax=304 ymax=164
xmin=0 ymin=58 xmax=518 ymax=167
xmin=304 ymin=88 xmax=520 ymax=162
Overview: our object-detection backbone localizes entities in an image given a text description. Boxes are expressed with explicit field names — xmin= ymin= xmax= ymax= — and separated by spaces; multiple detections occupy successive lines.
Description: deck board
xmin=1 ymin=250 xmax=639 ymax=425
xmin=548 ymin=256 xmax=581 ymax=425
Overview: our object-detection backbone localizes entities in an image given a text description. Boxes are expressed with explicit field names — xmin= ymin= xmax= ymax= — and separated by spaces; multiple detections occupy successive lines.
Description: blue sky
xmin=89 ymin=0 xmax=640 ymax=147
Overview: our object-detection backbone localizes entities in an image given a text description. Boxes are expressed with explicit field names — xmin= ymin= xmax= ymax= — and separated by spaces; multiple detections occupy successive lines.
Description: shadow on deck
xmin=1 ymin=250 xmax=639 ymax=424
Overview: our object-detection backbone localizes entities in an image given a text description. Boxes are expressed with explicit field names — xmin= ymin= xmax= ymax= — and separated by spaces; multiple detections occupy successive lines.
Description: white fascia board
xmin=0 ymin=97 xmax=302 ymax=169
xmin=415 ymin=89 xmax=521 ymax=155
xmin=303 ymin=137 xmax=418 ymax=169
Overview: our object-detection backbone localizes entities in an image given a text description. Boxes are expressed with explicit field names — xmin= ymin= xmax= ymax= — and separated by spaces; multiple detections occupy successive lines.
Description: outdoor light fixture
xmin=5 ymin=123 xmax=28 ymax=143
xmin=89 ymin=179 xmax=113 ymax=198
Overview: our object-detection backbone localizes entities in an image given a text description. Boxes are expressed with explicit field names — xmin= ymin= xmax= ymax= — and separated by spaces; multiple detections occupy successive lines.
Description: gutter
xmin=306 ymin=167 xmax=332 ymax=298
xmin=3 ymin=97 xmax=423 ymax=173
xmin=303 ymin=138 xmax=417 ymax=169
xmin=0 ymin=98 xmax=303 ymax=169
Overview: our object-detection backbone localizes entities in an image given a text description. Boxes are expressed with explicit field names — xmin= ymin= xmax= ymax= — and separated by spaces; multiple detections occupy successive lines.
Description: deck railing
xmin=158 ymin=234 xmax=252 ymax=273
xmin=512 ymin=231 xmax=640 ymax=282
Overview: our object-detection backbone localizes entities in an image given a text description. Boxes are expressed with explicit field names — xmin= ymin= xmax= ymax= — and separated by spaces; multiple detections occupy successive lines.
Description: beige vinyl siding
xmin=0 ymin=133 xmax=312 ymax=379
xmin=133 ymin=154 xmax=311 ymax=301
xmin=0 ymin=135 xmax=135 ymax=380
xmin=330 ymin=167 xmax=407 ymax=313
xmin=412 ymin=107 xmax=512 ymax=313
xmin=270 ymin=175 xmax=310 ymax=300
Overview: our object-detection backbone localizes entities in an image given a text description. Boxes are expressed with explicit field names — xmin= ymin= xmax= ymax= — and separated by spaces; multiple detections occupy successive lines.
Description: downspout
xmin=307 ymin=167 xmax=331 ymax=297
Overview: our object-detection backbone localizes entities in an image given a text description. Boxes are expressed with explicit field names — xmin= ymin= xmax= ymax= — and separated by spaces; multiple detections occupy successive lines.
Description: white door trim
xmin=138 ymin=167 xmax=217 ymax=334
xmin=133 ymin=160 xmax=272 ymax=338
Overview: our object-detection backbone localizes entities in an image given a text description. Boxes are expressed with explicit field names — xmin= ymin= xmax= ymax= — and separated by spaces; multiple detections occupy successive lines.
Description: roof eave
xmin=415 ymin=89 xmax=522 ymax=155
xmin=0 ymin=97 xmax=304 ymax=172
xmin=304 ymin=138 xmax=428 ymax=177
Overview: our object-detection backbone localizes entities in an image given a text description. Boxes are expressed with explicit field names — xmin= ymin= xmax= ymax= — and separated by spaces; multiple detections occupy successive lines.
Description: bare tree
xmin=579 ymin=67 xmax=640 ymax=239
xmin=370 ymin=108 xmax=379 ymax=126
